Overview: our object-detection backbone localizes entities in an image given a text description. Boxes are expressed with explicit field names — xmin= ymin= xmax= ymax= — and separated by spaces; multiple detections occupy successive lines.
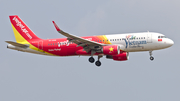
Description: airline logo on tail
xmin=12 ymin=16 xmax=32 ymax=39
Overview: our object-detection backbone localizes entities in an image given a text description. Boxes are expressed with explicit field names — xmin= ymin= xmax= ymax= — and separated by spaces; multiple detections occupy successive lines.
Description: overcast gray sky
xmin=0 ymin=0 xmax=180 ymax=101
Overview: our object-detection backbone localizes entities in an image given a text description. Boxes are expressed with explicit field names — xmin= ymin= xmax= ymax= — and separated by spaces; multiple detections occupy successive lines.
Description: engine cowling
xmin=103 ymin=45 xmax=120 ymax=55
xmin=106 ymin=52 xmax=129 ymax=61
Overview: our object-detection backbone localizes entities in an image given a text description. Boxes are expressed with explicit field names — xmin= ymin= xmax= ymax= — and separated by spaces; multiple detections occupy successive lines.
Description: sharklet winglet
xmin=52 ymin=21 xmax=61 ymax=32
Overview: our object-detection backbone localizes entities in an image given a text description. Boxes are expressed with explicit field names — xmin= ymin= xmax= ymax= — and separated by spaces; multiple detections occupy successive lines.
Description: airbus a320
xmin=6 ymin=15 xmax=174 ymax=66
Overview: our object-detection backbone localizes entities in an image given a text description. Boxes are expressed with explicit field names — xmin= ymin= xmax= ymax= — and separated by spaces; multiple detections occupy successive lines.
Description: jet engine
xmin=102 ymin=45 xmax=120 ymax=55
xmin=106 ymin=52 xmax=129 ymax=61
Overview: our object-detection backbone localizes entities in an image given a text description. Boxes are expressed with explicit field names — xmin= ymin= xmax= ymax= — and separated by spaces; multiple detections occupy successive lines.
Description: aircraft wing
xmin=52 ymin=21 xmax=105 ymax=48
xmin=5 ymin=41 xmax=29 ymax=48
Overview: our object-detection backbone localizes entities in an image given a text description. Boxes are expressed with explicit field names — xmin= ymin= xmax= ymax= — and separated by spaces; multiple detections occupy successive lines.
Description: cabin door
xmin=38 ymin=41 xmax=43 ymax=50
xmin=147 ymin=33 xmax=152 ymax=43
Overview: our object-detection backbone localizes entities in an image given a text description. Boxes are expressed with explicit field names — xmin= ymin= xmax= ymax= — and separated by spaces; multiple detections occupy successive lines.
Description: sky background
xmin=0 ymin=0 xmax=180 ymax=101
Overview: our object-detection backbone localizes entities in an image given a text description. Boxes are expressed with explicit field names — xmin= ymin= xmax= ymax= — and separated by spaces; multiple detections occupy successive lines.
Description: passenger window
xmin=107 ymin=40 xmax=108 ymax=41
xmin=113 ymin=39 xmax=114 ymax=41
xmin=117 ymin=39 xmax=119 ymax=41
xmin=158 ymin=36 xmax=160 ymax=38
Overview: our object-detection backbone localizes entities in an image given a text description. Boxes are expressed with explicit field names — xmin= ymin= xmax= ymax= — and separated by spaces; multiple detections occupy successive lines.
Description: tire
xmin=95 ymin=61 xmax=101 ymax=66
xmin=150 ymin=56 xmax=154 ymax=61
xmin=89 ymin=57 xmax=95 ymax=63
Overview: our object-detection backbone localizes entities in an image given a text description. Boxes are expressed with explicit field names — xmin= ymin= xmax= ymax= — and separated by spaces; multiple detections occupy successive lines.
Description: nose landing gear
xmin=150 ymin=56 xmax=154 ymax=61
xmin=149 ymin=51 xmax=154 ymax=61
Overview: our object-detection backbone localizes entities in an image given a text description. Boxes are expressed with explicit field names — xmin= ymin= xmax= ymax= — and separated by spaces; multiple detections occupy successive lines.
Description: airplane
xmin=6 ymin=15 xmax=174 ymax=66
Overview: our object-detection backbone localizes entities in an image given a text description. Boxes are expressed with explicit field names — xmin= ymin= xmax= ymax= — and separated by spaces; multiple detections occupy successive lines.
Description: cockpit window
xmin=158 ymin=36 xmax=166 ymax=38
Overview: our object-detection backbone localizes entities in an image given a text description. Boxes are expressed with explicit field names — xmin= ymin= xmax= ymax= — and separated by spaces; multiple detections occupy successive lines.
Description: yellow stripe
xmin=11 ymin=24 xmax=54 ymax=56
xmin=11 ymin=24 xmax=27 ymax=43
xmin=97 ymin=35 xmax=112 ymax=44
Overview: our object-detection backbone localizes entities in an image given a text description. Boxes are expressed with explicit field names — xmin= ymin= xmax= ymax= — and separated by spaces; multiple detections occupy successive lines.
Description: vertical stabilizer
xmin=9 ymin=15 xmax=40 ymax=43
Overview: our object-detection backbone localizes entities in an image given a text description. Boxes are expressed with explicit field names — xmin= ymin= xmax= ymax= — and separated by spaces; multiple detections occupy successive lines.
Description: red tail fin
xmin=9 ymin=15 xmax=40 ymax=42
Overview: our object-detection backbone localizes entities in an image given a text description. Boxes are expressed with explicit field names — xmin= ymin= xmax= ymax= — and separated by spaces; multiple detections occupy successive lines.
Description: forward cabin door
xmin=38 ymin=41 xmax=43 ymax=50
xmin=147 ymin=33 xmax=152 ymax=43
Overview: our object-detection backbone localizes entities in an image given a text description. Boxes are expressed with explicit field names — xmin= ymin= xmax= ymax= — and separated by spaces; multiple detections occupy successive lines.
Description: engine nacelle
xmin=103 ymin=45 xmax=120 ymax=55
xmin=106 ymin=52 xmax=129 ymax=61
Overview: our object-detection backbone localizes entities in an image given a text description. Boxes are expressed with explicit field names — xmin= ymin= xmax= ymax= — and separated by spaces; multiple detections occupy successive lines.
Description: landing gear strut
xmin=95 ymin=55 xmax=103 ymax=67
xmin=88 ymin=50 xmax=103 ymax=67
xmin=88 ymin=50 xmax=96 ymax=63
xmin=149 ymin=51 xmax=154 ymax=61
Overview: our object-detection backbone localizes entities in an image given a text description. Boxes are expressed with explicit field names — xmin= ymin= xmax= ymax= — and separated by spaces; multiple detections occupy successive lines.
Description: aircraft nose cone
xmin=167 ymin=39 xmax=174 ymax=47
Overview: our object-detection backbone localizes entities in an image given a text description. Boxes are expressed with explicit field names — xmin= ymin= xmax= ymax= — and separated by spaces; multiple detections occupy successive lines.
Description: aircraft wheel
xmin=95 ymin=61 xmax=101 ymax=67
xmin=89 ymin=57 xmax=95 ymax=63
xmin=150 ymin=56 xmax=154 ymax=61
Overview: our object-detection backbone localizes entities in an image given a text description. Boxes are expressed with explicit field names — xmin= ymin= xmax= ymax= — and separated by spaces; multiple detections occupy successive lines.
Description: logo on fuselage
xmin=57 ymin=40 xmax=70 ymax=47
xmin=123 ymin=35 xmax=147 ymax=48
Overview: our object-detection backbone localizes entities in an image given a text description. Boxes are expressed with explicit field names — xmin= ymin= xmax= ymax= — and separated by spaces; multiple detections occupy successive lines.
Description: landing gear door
xmin=147 ymin=33 xmax=152 ymax=43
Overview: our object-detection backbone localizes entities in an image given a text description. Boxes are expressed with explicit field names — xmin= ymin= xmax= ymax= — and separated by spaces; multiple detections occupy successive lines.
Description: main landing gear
xmin=88 ymin=55 xmax=103 ymax=67
xmin=149 ymin=51 xmax=154 ymax=61
xmin=89 ymin=57 xmax=95 ymax=63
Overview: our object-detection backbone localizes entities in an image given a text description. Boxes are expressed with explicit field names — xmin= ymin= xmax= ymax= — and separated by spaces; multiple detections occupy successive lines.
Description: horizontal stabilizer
xmin=5 ymin=41 xmax=29 ymax=48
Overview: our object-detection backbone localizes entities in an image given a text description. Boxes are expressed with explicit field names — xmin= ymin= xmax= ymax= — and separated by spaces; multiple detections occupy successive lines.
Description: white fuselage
xmin=105 ymin=32 xmax=174 ymax=52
